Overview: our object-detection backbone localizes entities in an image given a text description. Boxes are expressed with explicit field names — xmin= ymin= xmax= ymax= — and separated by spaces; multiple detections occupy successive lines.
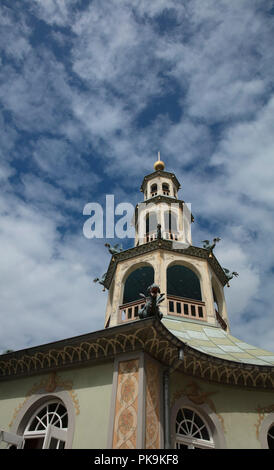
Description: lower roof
xmin=162 ymin=317 xmax=274 ymax=366
xmin=0 ymin=317 xmax=273 ymax=390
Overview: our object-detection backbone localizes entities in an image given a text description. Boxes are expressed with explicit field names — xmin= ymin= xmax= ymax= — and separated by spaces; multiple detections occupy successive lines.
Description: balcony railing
xmin=167 ymin=295 xmax=206 ymax=321
xmin=119 ymin=295 xmax=207 ymax=323
xmin=144 ymin=230 xmax=179 ymax=243
xmin=119 ymin=298 xmax=146 ymax=323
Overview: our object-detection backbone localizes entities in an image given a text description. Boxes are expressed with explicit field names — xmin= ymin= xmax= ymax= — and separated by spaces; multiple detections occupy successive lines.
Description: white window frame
xmin=22 ymin=400 xmax=68 ymax=449
xmin=258 ymin=412 xmax=274 ymax=449
xmin=174 ymin=407 xmax=215 ymax=449
xmin=171 ymin=395 xmax=226 ymax=449
xmin=0 ymin=429 xmax=24 ymax=449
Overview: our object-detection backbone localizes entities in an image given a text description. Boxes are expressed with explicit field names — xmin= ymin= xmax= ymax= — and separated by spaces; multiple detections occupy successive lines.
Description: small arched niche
xmin=167 ymin=264 xmax=202 ymax=301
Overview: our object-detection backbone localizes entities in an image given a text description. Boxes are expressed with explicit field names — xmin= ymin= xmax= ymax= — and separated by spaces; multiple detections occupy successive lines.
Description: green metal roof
xmin=162 ymin=316 xmax=274 ymax=366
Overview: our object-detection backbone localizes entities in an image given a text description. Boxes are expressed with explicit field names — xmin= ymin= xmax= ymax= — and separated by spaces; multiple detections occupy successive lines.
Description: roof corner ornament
xmin=222 ymin=268 xmax=239 ymax=287
xmin=202 ymin=237 xmax=221 ymax=258
xmin=104 ymin=242 xmax=123 ymax=255
xmin=138 ymin=284 xmax=165 ymax=320
xmin=93 ymin=272 xmax=107 ymax=291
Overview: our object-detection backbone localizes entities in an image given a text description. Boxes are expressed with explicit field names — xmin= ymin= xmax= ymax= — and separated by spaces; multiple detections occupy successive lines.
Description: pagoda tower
xmin=103 ymin=155 xmax=230 ymax=333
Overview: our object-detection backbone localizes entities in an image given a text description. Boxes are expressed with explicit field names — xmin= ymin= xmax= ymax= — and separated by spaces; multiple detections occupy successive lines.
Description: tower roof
xmin=140 ymin=153 xmax=181 ymax=192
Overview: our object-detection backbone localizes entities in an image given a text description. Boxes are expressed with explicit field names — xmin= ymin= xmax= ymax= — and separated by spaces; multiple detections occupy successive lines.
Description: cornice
xmin=140 ymin=170 xmax=181 ymax=192
xmin=104 ymin=240 xmax=229 ymax=289
xmin=0 ymin=318 xmax=273 ymax=390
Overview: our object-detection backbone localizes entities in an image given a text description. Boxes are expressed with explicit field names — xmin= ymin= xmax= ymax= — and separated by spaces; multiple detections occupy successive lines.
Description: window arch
xmin=258 ymin=412 xmax=274 ymax=449
xmin=164 ymin=211 xmax=177 ymax=232
xmin=167 ymin=264 xmax=202 ymax=301
xmin=123 ymin=265 xmax=154 ymax=304
xmin=175 ymin=407 xmax=214 ymax=449
xmin=10 ymin=390 xmax=76 ymax=449
xmin=162 ymin=183 xmax=170 ymax=195
xmin=22 ymin=399 xmax=68 ymax=449
xmin=145 ymin=212 xmax=158 ymax=234
xmin=171 ymin=395 xmax=226 ymax=449
xmin=267 ymin=424 xmax=274 ymax=449
xmin=150 ymin=183 xmax=158 ymax=197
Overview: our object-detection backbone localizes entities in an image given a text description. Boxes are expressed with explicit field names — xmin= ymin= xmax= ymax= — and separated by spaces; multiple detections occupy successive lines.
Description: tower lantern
xmin=103 ymin=157 xmax=229 ymax=333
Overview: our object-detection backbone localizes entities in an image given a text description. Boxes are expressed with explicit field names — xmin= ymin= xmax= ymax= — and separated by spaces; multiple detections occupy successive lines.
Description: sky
xmin=0 ymin=0 xmax=274 ymax=354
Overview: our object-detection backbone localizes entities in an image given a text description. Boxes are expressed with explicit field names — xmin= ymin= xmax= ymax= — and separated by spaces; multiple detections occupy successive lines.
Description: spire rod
xmin=154 ymin=151 xmax=165 ymax=171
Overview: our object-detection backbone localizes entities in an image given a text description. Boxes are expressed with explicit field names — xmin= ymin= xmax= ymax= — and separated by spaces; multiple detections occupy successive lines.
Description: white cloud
xmin=0 ymin=190 xmax=109 ymax=352
xmin=0 ymin=0 xmax=274 ymax=355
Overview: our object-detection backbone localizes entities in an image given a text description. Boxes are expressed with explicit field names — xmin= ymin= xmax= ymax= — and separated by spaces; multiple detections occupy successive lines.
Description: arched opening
xmin=151 ymin=183 xmax=158 ymax=197
xmin=267 ymin=425 xmax=274 ymax=449
xmin=163 ymin=211 xmax=178 ymax=240
xmin=212 ymin=287 xmax=219 ymax=314
xmin=212 ymin=278 xmax=227 ymax=330
xmin=145 ymin=212 xmax=158 ymax=242
xmin=121 ymin=265 xmax=154 ymax=323
xmin=123 ymin=266 xmax=154 ymax=304
xmin=166 ymin=264 xmax=205 ymax=320
xmin=171 ymin=395 xmax=226 ymax=449
xmin=167 ymin=265 xmax=201 ymax=301
xmin=162 ymin=183 xmax=170 ymax=196
xmin=175 ymin=407 xmax=214 ymax=449
xmin=21 ymin=399 xmax=68 ymax=449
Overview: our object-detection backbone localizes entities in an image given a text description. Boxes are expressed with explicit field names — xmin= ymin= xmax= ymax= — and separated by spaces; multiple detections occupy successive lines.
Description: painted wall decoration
xmin=145 ymin=358 xmax=161 ymax=448
xmin=112 ymin=359 xmax=139 ymax=449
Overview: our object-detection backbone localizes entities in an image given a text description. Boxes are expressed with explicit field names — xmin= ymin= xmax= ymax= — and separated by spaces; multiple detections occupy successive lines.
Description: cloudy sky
xmin=1 ymin=0 xmax=274 ymax=354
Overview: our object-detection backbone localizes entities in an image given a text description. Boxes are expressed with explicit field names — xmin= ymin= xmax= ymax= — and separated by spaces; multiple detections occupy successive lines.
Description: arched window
xmin=123 ymin=266 xmax=154 ymax=304
xmin=22 ymin=400 xmax=68 ymax=449
xmin=151 ymin=183 xmax=158 ymax=197
xmin=175 ymin=408 xmax=215 ymax=449
xmin=145 ymin=212 xmax=158 ymax=234
xmin=164 ymin=211 xmax=177 ymax=232
xmin=167 ymin=265 xmax=202 ymax=301
xmin=267 ymin=424 xmax=274 ymax=449
xmin=162 ymin=183 xmax=170 ymax=195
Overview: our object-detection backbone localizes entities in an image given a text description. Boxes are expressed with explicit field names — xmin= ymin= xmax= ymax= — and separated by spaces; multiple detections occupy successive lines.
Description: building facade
xmin=0 ymin=158 xmax=274 ymax=449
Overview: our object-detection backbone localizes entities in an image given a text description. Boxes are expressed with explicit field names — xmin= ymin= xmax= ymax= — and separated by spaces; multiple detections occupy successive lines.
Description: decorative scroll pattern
xmin=171 ymin=380 xmax=225 ymax=433
xmin=112 ymin=359 xmax=139 ymax=449
xmin=8 ymin=372 xmax=80 ymax=429
xmin=0 ymin=321 xmax=273 ymax=390
xmin=145 ymin=358 xmax=161 ymax=448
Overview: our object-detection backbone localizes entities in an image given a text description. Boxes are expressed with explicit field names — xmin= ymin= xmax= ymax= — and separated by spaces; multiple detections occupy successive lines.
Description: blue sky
xmin=1 ymin=0 xmax=274 ymax=353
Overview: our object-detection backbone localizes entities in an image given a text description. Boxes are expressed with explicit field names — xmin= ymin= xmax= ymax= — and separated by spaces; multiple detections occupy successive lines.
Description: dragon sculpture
xmin=104 ymin=243 xmax=123 ymax=255
xmin=222 ymin=268 xmax=239 ymax=287
xmin=202 ymin=237 xmax=221 ymax=258
xmin=93 ymin=272 xmax=107 ymax=291
xmin=138 ymin=284 xmax=165 ymax=320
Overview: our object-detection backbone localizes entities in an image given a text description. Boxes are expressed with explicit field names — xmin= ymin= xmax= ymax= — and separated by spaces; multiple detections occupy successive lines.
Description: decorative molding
xmin=255 ymin=404 xmax=274 ymax=440
xmin=112 ymin=359 xmax=139 ymax=449
xmin=8 ymin=372 xmax=80 ymax=430
xmin=104 ymin=241 xmax=229 ymax=289
xmin=0 ymin=319 xmax=273 ymax=390
xmin=140 ymin=170 xmax=181 ymax=192
xmin=171 ymin=380 xmax=225 ymax=433
xmin=145 ymin=357 xmax=161 ymax=448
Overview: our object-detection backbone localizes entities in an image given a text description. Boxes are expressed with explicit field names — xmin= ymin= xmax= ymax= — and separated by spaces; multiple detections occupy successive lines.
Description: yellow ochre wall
xmin=0 ymin=361 xmax=114 ymax=449
xmin=170 ymin=371 xmax=274 ymax=449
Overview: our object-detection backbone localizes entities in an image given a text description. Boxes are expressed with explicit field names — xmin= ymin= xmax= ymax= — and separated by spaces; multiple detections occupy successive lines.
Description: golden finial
xmin=154 ymin=151 xmax=165 ymax=171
